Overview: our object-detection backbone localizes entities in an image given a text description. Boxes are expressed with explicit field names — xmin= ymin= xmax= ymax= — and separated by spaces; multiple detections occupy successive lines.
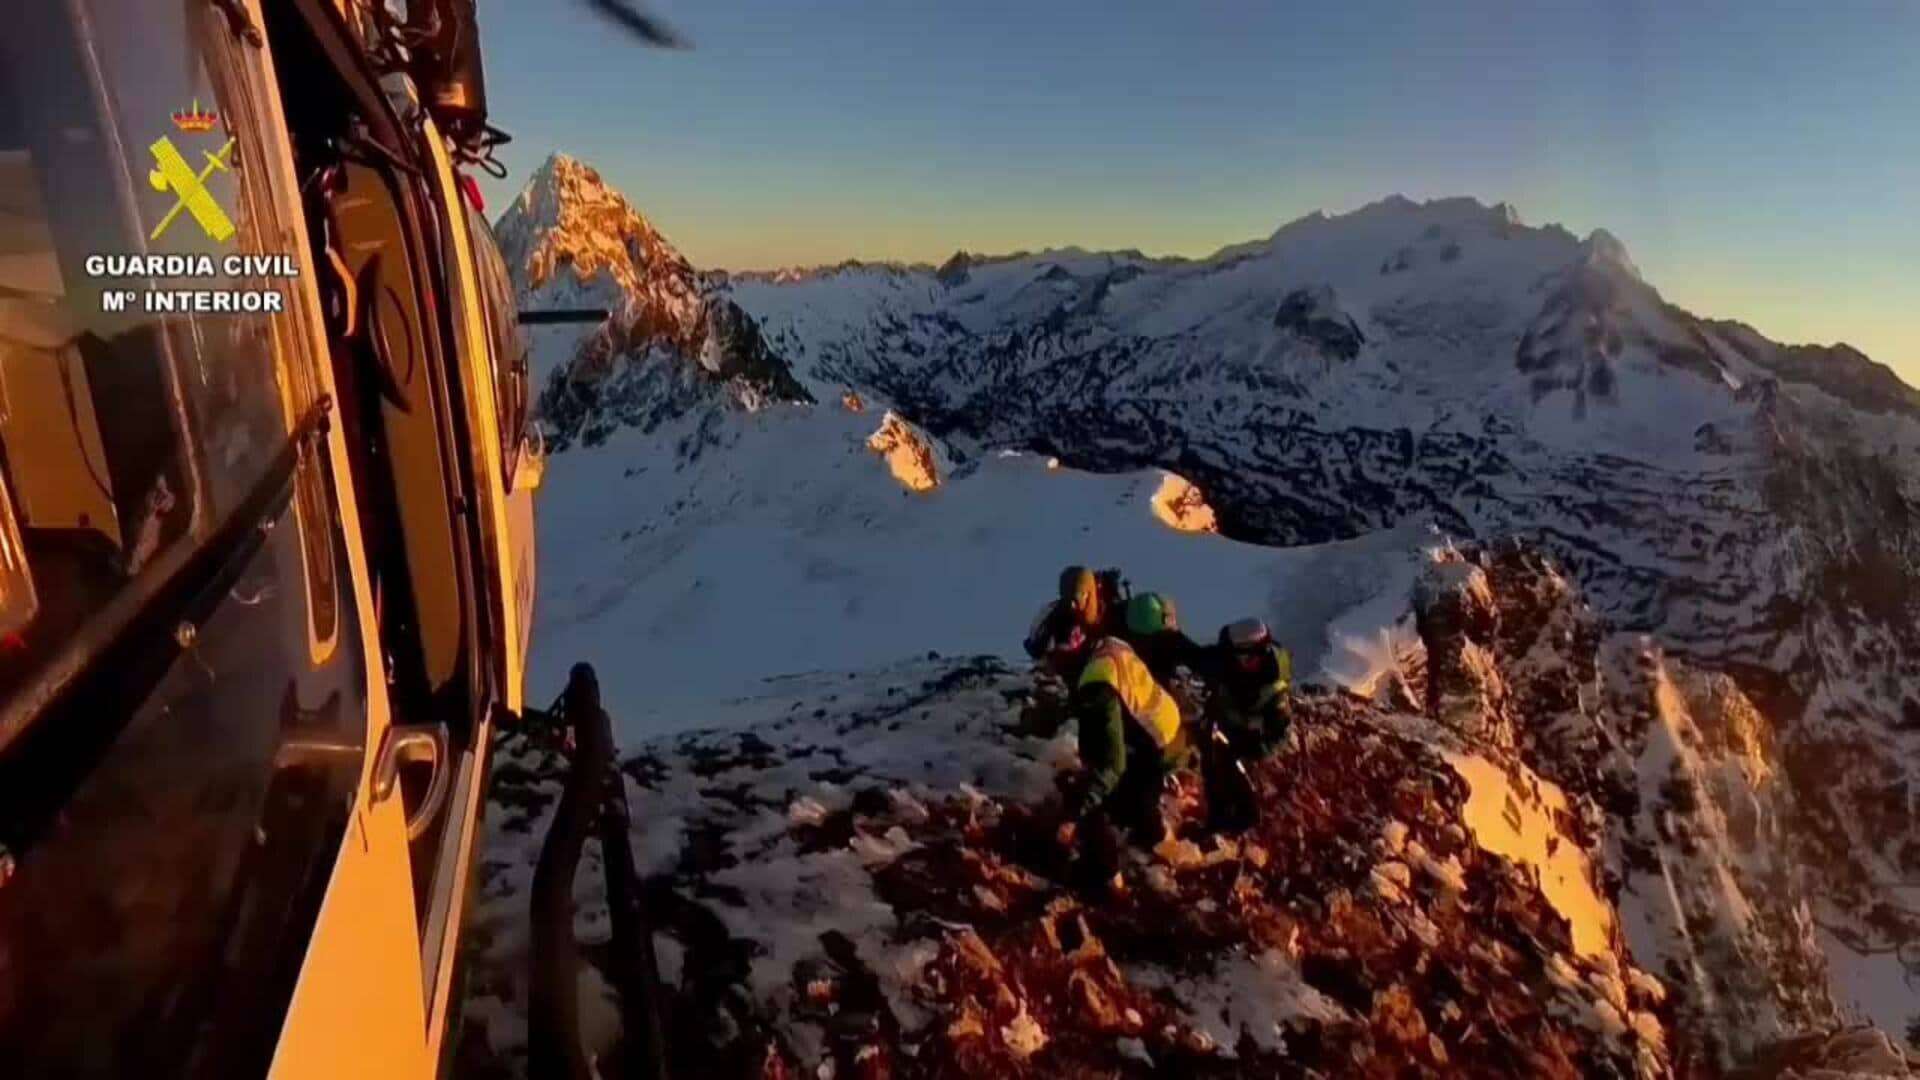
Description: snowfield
xmin=528 ymin=400 xmax=1429 ymax=730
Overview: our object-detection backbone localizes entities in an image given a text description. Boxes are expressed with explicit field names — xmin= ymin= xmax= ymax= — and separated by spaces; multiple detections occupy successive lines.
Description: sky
xmin=478 ymin=1 xmax=1918 ymax=383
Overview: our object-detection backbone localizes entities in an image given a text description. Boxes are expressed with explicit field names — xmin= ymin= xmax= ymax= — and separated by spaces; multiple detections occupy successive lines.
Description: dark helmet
xmin=565 ymin=662 xmax=602 ymax=707
xmin=1219 ymin=618 xmax=1273 ymax=671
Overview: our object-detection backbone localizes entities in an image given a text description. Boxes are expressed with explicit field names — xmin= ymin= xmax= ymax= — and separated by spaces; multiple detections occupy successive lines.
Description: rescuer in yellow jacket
xmin=1032 ymin=609 xmax=1192 ymax=891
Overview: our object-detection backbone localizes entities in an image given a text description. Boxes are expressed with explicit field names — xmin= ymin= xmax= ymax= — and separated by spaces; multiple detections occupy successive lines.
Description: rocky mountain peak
xmin=935 ymin=249 xmax=975 ymax=287
xmin=495 ymin=154 xmax=810 ymax=450
xmin=1335 ymin=193 xmax=1527 ymax=236
xmin=1581 ymin=227 xmax=1643 ymax=281
xmin=496 ymin=152 xmax=697 ymax=311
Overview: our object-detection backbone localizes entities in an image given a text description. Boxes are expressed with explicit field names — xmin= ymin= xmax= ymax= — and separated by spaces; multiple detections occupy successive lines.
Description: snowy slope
xmin=529 ymin=399 xmax=1428 ymax=727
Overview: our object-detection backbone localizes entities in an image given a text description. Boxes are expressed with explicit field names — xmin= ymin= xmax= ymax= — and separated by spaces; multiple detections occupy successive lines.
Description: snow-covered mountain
xmin=495 ymin=154 xmax=811 ymax=450
xmin=475 ymin=154 xmax=1920 ymax=1072
xmin=715 ymin=191 xmax=1920 ymax=1042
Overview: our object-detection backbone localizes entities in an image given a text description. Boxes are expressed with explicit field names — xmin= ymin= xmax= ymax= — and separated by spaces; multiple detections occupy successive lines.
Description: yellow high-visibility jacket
xmin=1079 ymin=637 xmax=1184 ymax=750
xmin=1073 ymin=637 xmax=1187 ymax=813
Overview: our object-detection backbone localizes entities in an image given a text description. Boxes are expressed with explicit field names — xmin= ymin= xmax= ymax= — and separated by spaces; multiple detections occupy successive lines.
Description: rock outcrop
xmin=465 ymin=654 xmax=1675 ymax=1078
xmin=1414 ymin=541 xmax=1857 ymax=1071
xmin=1273 ymin=284 xmax=1366 ymax=362
xmin=867 ymin=412 xmax=945 ymax=493
xmin=1415 ymin=551 xmax=1512 ymax=749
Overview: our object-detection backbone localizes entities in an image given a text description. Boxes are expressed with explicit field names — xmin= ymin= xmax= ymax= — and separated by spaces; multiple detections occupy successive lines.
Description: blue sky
xmin=479 ymin=1 xmax=1917 ymax=381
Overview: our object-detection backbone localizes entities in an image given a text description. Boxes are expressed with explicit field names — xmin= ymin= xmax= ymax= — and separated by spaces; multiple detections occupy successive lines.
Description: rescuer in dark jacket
xmin=1210 ymin=618 xmax=1294 ymax=755
xmin=1202 ymin=618 xmax=1295 ymax=833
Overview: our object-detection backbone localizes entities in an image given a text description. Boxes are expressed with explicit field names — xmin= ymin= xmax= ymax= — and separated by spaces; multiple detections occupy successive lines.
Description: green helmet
xmin=1123 ymin=592 xmax=1178 ymax=636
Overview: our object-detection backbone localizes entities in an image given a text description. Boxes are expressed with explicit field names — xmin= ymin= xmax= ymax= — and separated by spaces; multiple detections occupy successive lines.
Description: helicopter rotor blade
xmin=580 ymin=0 xmax=691 ymax=49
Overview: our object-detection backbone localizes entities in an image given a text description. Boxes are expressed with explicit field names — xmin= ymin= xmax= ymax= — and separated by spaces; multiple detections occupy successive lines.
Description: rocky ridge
xmin=461 ymin=541 xmax=1916 ymax=1077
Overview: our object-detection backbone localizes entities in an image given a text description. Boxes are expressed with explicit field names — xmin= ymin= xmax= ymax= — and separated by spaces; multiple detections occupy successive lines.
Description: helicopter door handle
xmin=371 ymin=723 xmax=451 ymax=842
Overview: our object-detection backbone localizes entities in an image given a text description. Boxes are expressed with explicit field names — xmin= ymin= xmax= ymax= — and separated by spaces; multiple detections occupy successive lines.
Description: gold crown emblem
xmin=171 ymin=99 xmax=219 ymax=134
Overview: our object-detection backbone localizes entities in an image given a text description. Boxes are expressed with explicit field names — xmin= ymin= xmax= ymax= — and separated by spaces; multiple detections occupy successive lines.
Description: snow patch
xmin=1444 ymin=752 xmax=1615 ymax=959
xmin=1129 ymin=949 xmax=1350 ymax=1058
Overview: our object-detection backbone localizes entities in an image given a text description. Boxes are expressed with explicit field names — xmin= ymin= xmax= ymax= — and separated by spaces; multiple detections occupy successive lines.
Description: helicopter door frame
xmin=310 ymin=85 xmax=519 ymax=1054
xmin=253 ymin=0 xmax=522 ymax=1071
xmin=199 ymin=1 xmax=525 ymax=1070
xmin=267 ymin=10 xmax=526 ymax=1070
xmin=275 ymin=32 xmax=492 ymax=1074
xmin=421 ymin=120 xmax=522 ymax=714
xmin=186 ymin=1 xmax=440 ymax=1077
xmin=412 ymin=113 xmax=526 ymax=1055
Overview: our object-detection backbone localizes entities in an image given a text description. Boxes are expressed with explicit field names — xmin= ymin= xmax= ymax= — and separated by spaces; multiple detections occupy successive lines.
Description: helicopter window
xmin=0 ymin=0 xmax=303 ymax=722
xmin=468 ymin=204 xmax=531 ymax=484
xmin=0 ymin=491 xmax=371 ymax=1077
xmin=0 ymin=1 xmax=369 ymax=1073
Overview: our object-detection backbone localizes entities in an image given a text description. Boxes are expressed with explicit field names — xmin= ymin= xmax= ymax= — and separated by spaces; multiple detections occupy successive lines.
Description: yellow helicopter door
xmin=270 ymin=768 xmax=433 ymax=1080
xmin=186 ymin=4 xmax=436 ymax=1077
xmin=411 ymin=117 xmax=529 ymax=1058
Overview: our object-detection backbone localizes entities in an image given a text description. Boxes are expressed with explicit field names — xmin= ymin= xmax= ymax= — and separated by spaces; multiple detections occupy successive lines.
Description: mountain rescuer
xmin=1045 ymin=565 xmax=1205 ymax=684
xmin=1031 ymin=611 xmax=1193 ymax=893
xmin=1201 ymin=618 xmax=1295 ymax=832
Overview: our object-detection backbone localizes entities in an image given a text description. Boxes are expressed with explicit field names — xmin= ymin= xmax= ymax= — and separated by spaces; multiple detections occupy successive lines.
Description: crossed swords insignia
xmin=147 ymin=135 xmax=237 ymax=243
